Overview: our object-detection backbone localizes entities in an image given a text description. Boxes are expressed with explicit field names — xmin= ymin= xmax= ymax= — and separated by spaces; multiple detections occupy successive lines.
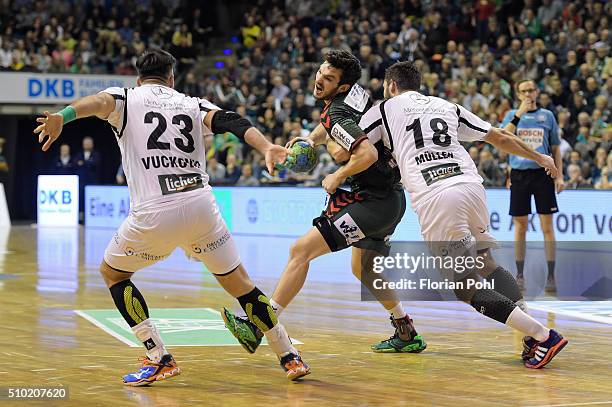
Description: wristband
xmin=510 ymin=115 xmax=520 ymax=126
xmin=57 ymin=106 xmax=77 ymax=124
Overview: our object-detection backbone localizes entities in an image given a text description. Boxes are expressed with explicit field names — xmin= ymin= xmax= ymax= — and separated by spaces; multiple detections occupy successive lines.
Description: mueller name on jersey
xmin=158 ymin=173 xmax=204 ymax=195
xmin=415 ymin=150 xmax=455 ymax=165
xmin=142 ymin=155 xmax=202 ymax=170
xmin=421 ymin=163 xmax=463 ymax=186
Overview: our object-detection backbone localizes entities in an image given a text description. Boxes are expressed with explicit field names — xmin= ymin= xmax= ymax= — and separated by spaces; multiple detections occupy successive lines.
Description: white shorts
xmin=415 ymin=182 xmax=498 ymax=256
xmin=104 ymin=190 xmax=241 ymax=275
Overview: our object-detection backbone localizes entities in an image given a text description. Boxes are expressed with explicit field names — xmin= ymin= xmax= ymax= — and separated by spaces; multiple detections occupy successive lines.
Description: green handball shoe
xmin=371 ymin=316 xmax=427 ymax=353
xmin=221 ymin=308 xmax=264 ymax=354
xmin=371 ymin=334 xmax=427 ymax=353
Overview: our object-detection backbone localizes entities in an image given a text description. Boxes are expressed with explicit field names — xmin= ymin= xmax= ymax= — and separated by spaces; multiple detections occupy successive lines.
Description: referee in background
xmin=502 ymin=79 xmax=564 ymax=292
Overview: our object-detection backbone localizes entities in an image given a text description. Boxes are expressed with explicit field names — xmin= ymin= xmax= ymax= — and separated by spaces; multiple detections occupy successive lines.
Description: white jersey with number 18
xmin=100 ymin=84 xmax=219 ymax=211
xmin=359 ymin=91 xmax=492 ymax=210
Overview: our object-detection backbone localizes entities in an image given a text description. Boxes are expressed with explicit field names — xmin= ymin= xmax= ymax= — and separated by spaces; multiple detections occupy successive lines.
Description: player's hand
xmin=555 ymin=176 xmax=565 ymax=194
xmin=285 ymin=137 xmax=314 ymax=149
xmin=517 ymin=98 xmax=536 ymax=116
xmin=34 ymin=111 xmax=64 ymax=151
xmin=535 ymin=154 xmax=558 ymax=178
xmin=264 ymin=144 xmax=290 ymax=173
xmin=322 ymin=172 xmax=344 ymax=194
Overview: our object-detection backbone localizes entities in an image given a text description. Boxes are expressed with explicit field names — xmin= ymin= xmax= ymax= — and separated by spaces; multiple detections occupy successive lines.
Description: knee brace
xmin=237 ymin=287 xmax=278 ymax=333
xmin=486 ymin=266 xmax=523 ymax=303
xmin=470 ymin=289 xmax=517 ymax=324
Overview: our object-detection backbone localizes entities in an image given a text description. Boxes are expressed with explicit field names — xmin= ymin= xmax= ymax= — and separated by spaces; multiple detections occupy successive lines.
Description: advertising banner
xmin=37 ymin=175 xmax=79 ymax=226
xmin=0 ymin=73 xmax=136 ymax=104
xmin=83 ymin=186 xmax=612 ymax=241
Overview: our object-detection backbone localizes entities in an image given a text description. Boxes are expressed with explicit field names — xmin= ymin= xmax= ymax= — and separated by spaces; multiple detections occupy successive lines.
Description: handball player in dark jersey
xmin=223 ymin=50 xmax=426 ymax=355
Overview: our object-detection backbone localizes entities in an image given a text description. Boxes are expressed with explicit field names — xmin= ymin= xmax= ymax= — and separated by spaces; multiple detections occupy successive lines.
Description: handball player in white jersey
xmin=358 ymin=61 xmax=567 ymax=369
xmin=34 ymin=48 xmax=310 ymax=384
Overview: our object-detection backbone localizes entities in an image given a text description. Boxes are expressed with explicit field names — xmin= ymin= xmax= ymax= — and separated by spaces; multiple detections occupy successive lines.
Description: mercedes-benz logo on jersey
xmin=409 ymin=92 xmax=430 ymax=105
xmin=246 ymin=199 xmax=258 ymax=223
xmin=151 ymin=86 xmax=173 ymax=99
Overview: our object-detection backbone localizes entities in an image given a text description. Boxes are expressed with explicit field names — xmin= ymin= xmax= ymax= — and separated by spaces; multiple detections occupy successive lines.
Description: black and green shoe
xmin=221 ymin=308 xmax=264 ymax=354
xmin=371 ymin=333 xmax=427 ymax=353
xmin=371 ymin=316 xmax=427 ymax=353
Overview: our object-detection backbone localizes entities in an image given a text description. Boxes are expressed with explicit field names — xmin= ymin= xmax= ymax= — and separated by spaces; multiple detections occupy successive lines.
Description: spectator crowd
xmin=1 ymin=0 xmax=610 ymax=189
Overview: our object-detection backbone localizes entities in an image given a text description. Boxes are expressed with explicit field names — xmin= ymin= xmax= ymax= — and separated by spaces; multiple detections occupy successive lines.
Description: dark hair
xmin=515 ymin=79 xmax=535 ymax=91
xmin=135 ymin=48 xmax=176 ymax=80
xmin=324 ymin=50 xmax=361 ymax=86
xmin=385 ymin=61 xmax=421 ymax=91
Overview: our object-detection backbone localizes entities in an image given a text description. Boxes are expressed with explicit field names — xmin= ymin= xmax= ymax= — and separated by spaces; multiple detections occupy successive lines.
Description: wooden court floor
xmin=1 ymin=226 xmax=611 ymax=407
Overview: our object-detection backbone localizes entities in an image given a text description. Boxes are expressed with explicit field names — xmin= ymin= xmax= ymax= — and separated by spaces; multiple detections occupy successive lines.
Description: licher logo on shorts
xmin=421 ymin=163 xmax=463 ymax=186
xmin=158 ymin=173 xmax=204 ymax=195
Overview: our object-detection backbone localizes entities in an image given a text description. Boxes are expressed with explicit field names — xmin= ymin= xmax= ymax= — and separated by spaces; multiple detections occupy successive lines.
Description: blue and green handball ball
xmin=282 ymin=141 xmax=318 ymax=173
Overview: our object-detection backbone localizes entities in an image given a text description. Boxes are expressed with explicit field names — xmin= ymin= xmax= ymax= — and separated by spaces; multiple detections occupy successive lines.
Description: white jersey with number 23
xmin=101 ymin=84 xmax=219 ymax=211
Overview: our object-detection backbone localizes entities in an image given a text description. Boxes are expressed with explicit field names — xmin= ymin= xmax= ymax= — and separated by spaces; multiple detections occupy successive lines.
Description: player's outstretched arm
xmin=33 ymin=93 xmax=116 ymax=151
xmin=204 ymin=109 xmax=288 ymax=173
xmin=322 ymin=139 xmax=377 ymax=194
xmin=484 ymin=127 xmax=558 ymax=178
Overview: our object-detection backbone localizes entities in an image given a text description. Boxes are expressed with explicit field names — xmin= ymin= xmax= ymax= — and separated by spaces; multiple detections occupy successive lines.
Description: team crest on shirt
xmin=151 ymin=86 xmax=173 ymax=99
xmin=537 ymin=114 xmax=546 ymax=123
xmin=408 ymin=92 xmax=430 ymax=105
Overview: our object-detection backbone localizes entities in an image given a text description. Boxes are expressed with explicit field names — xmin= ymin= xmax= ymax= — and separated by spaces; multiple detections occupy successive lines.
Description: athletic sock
xmin=515 ymin=299 xmax=529 ymax=313
xmin=516 ymin=261 xmax=525 ymax=277
xmin=270 ymin=299 xmax=285 ymax=316
xmin=109 ymin=280 xmax=168 ymax=362
xmin=387 ymin=303 xmax=407 ymax=320
xmin=132 ymin=319 xmax=168 ymax=363
xmin=505 ymin=307 xmax=549 ymax=342
xmin=263 ymin=323 xmax=298 ymax=357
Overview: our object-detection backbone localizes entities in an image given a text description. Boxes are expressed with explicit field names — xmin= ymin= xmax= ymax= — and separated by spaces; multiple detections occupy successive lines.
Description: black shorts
xmin=313 ymin=187 xmax=406 ymax=256
xmin=510 ymin=168 xmax=559 ymax=216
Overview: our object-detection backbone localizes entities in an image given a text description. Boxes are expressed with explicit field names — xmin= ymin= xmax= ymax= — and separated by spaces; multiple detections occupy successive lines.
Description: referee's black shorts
xmin=509 ymin=168 xmax=559 ymax=216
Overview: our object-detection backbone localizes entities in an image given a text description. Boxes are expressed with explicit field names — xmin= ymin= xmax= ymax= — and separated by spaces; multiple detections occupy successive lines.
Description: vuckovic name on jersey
xmin=415 ymin=151 xmax=454 ymax=165
xmin=142 ymin=155 xmax=201 ymax=170
xmin=158 ymin=173 xmax=204 ymax=195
